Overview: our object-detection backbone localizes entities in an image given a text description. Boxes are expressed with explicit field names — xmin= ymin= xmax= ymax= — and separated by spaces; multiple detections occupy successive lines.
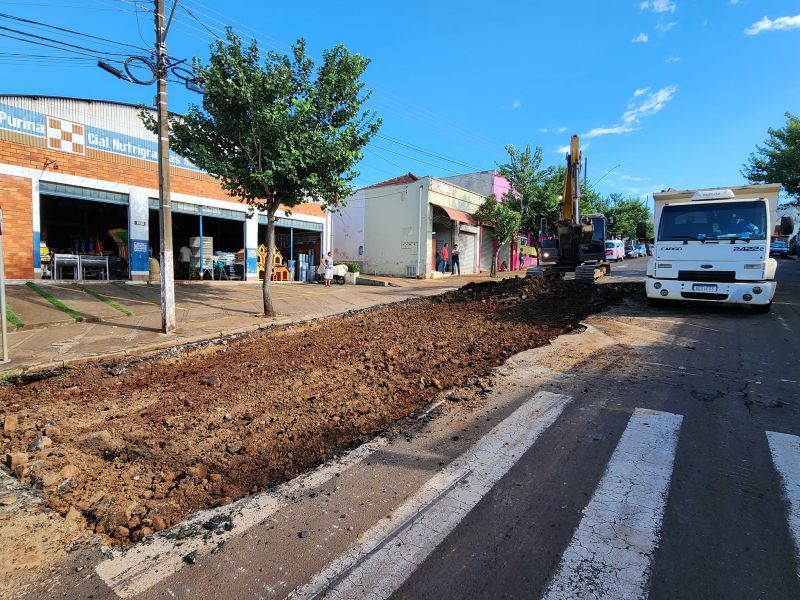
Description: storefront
xmin=259 ymin=215 xmax=324 ymax=281
xmin=0 ymin=95 xmax=328 ymax=281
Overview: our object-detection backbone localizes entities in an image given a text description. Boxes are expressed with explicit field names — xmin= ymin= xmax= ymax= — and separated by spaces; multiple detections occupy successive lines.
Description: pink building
xmin=441 ymin=171 xmax=536 ymax=272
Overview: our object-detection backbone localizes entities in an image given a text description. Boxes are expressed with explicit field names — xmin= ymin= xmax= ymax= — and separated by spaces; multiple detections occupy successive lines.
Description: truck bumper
xmin=646 ymin=278 xmax=776 ymax=305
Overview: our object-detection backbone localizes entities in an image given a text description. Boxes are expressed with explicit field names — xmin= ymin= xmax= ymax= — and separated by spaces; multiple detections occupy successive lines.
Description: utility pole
xmin=155 ymin=0 xmax=176 ymax=333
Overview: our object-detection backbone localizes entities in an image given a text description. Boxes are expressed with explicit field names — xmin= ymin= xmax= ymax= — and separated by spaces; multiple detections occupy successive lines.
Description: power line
xmin=178 ymin=2 xmax=221 ymax=41
xmin=0 ymin=24 xmax=135 ymax=56
xmin=0 ymin=11 xmax=149 ymax=52
xmin=375 ymin=134 xmax=482 ymax=171
xmin=0 ymin=31 xmax=122 ymax=59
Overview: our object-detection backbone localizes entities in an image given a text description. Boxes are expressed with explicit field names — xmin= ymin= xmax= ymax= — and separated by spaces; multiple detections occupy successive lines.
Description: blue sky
xmin=2 ymin=0 xmax=799 ymax=202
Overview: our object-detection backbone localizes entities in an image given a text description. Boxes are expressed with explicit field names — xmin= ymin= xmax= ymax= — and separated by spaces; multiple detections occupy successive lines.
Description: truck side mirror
xmin=781 ymin=216 xmax=795 ymax=236
xmin=636 ymin=222 xmax=647 ymax=239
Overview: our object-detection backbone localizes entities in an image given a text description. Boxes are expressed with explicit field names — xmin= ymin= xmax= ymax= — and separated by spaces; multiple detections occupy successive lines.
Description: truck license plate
xmin=692 ymin=284 xmax=717 ymax=292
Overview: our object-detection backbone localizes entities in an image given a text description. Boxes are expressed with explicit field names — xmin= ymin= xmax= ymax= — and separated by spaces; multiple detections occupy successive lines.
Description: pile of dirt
xmin=0 ymin=278 xmax=643 ymax=546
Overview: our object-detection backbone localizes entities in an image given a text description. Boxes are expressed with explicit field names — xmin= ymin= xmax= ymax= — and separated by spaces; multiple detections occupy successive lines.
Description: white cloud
xmin=619 ymin=174 xmax=644 ymax=182
xmin=745 ymin=14 xmax=800 ymax=35
xmin=538 ymin=127 xmax=548 ymax=133
xmin=556 ymin=126 xmax=568 ymax=133
xmin=584 ymin=125 xmax=639 ymax=138
xmin=656 ymin=21 xmax=677 ymax=33
xmin=512 ymin=99 xmax=522 ymax=109
xmin=622 ymin=85 xmax=678 ymax=125
xmin=641 ymin=0 xmax=676 ymax=13
xmin=729 ymin=0 xmax=742 ymax=4
xmin=632 ymin=32 xmax=649 ymax=43
xmin=582 ymin=85 xmax=677 ymax=139
xmin=664 ymin=55 xmax=681 ymax=63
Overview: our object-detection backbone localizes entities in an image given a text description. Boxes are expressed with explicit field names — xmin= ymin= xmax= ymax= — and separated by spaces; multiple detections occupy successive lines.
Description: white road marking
xmin=776 ymin=315 xmax=793 ymax=335
xmin=95 ymin=436 xmax=389 ymax=598
xmin=766 ymin=431 xmax=800 ymax=582
xmin=289 ymin=391 xmax=572 ymax=600
xmin=542 ymin=407 xmax=683 ymax=600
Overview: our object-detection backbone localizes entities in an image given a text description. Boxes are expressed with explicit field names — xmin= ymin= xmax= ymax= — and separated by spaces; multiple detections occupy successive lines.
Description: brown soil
xmin=0 ymin=277 xmax=643 ymax=546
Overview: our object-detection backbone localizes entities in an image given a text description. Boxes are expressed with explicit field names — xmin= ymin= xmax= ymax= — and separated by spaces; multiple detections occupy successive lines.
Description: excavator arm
xmin=561 ymin=134 xmax=581 ymax=223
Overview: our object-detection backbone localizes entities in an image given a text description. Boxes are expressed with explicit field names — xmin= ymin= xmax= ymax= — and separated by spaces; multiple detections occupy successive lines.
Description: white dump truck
xmin=646 ymin=184 xmax=782 ymax=312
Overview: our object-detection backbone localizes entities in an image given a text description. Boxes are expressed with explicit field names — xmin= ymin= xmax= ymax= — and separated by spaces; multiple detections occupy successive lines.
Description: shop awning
xmin=435 ymin=205 xmax=477 ymax=226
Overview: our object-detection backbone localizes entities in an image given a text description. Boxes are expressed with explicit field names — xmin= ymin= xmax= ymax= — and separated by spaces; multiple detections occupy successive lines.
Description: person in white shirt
xmin=179 ymin=245 xmax=191 ymax=279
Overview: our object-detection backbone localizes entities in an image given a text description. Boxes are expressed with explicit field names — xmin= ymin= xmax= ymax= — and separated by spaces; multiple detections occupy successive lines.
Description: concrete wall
xmin=363 ymin=179 xmax=427 ymax=276
xmin=331 ymin=189 xmax=365 ymax=263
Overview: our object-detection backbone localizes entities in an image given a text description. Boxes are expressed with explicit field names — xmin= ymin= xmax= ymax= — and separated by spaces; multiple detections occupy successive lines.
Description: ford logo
xmin=700 ymin=264 xmax=713 ymax=269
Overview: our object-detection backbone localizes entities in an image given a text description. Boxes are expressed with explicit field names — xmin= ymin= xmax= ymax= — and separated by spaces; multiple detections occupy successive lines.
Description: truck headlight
xmin=653 ymin=282 xmax=662 ymax=289
xmin=753 ymin=287 xmax=762 ymax=295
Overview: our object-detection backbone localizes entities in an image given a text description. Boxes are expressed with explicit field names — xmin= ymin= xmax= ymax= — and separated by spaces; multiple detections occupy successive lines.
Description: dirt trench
xmin=0 ymin=277 xmax=643 ymax=546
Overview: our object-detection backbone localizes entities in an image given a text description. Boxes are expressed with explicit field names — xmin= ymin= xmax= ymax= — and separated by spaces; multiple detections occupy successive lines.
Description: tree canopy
xmin=742 ymin=112 xmax=800 ymax=206
xmin=496 ymin=144 xmax=561 ymax=232
xmin=148 ymin=29 xmax=380 ymax=315
xmin=474 ymin=195 xmax=522 ymax=276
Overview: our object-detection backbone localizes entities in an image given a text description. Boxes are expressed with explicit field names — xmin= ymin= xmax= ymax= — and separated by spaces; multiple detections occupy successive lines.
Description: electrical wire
xmin=0 ymin=24 xmax=135 ymax=56
xmin=178 ymin=3 xmax=222 ymax=41
xmin=0 ymin=11 xmax=149 ymax=52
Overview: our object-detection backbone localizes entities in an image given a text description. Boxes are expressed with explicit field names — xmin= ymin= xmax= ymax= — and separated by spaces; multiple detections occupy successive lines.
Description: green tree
xmin=474 ymin=195 xmax=522 ymax=276
xmin=497 ymin=145 xmax=561 ymax=232
xmin=605 ymin=195 xmax=652 ymax=240
xmin=148 ymin=29 xmax=380 ymax=316
xmin=742 ymin=112 xmax=800 ymax=206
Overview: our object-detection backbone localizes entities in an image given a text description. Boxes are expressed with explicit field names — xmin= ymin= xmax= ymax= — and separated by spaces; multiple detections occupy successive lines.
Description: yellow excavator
xmin=528 ymin=135 xmax=610 ymax=281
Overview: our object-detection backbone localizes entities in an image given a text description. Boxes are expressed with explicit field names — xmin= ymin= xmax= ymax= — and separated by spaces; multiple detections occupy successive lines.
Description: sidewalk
xmin=1 ymin=272 xmax=521 ymax=374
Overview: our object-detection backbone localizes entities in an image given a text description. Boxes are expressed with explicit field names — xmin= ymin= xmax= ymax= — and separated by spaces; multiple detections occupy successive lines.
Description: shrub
xmin=335 ymin=261 xmax=361 ymax=273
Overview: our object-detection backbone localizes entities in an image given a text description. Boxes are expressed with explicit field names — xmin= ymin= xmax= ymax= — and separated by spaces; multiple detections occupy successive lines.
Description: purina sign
xmin=0 ymin=101 xmax=200 ymax=171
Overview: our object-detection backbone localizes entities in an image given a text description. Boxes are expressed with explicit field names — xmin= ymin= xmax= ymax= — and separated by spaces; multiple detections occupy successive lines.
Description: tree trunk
xmin=490 ymin=247 xmax=498 ymax=277
xmin=262 ymin=208 xmax=277 ymax=317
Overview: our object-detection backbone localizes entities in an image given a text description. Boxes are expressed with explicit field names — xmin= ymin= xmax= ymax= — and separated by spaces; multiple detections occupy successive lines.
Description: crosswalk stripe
xmin=289 ymin=391 xmax=572 ymax=600
xmin=766 ymin=431 xmax=800 ymax=582
xmin=542 ymin=407 xmax=683 ymax=600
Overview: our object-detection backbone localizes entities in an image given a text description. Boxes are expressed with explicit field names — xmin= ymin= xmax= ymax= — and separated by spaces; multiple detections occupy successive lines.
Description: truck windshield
xmin=541 ymin=239 xmax=558 ymax=248
xmin=659 ymin=201 xmax=767 ymax=241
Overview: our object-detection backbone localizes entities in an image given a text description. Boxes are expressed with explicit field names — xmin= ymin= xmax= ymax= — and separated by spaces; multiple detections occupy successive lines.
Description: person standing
xmin=440 ymin=243 xmax=449 ymax=274
xmin=178 ymin=244 xmax=191 ymax=279
xmin=323 ymin=251 xmax=334 ymax=287
xmin=451 ymin=244 xmax=461 ymax=275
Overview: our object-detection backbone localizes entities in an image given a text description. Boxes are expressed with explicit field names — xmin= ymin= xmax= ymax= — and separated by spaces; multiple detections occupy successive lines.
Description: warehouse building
xmin=0 ymin=95 xmax=329 ymax=281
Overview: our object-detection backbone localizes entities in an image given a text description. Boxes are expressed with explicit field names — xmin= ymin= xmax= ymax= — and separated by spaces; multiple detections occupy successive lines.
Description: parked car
xmin=539 ymin=238 xmax=558 ymax=264
xmin=605 ymin=240 xmax=625 ymax=262
xmin=626 ymin=244 xmax=646 ymax=258
xmin=770 ymin=239 xmax=789 ymax=258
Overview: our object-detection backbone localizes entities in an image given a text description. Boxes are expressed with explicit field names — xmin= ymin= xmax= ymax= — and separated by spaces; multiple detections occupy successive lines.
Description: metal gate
xmin=457 ymin=230 xmax=476 ymax=274
xmin=480 ymin=226 xmax=494 ymax=272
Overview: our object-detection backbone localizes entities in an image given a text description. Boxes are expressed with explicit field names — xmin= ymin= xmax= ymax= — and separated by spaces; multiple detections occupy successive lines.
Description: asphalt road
xmin=25 ymin=258 xmax=800 ymax=600
xmin=393 ymin=258 xmax=800 ymax=600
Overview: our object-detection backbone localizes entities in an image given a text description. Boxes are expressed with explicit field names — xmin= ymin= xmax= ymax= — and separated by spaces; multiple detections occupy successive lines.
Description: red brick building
xmin=0 ymin=95 xmax=329 ymax=281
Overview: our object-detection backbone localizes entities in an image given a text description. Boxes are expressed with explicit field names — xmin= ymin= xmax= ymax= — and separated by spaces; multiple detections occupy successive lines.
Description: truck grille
xmin=677 ymin=270 xmax=736 ymax=283
xmin=681 ymin=292 xmax=729 ymax=301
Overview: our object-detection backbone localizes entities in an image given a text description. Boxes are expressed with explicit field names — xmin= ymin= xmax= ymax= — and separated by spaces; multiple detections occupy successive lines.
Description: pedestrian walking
xmin=178 ymin=245 xmax=191 ymax=279
xmin=440 ymin=243 xmax=449 ymax=274
xmin=323 ymin=251 xmax=334 ymax=287
xmin=451 ymin=244 xmax=461 ymax=275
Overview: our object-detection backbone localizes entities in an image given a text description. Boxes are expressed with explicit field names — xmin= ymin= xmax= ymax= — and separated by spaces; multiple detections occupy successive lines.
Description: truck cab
xmin=646 ymin=188 xmax=778 ymax=312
